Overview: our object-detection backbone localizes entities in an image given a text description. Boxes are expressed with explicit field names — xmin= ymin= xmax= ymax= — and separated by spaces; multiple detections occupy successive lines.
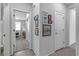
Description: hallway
xmin=14 ymin=37 xmax=34 ymax=56
xmin=16 ymin=37 xmax=29 ymax=52
xmin=0 ymin=3 xmax=77 ymax=56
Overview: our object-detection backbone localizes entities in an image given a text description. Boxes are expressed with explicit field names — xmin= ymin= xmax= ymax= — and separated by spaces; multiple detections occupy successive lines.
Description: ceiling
xmin=64 ymin=3 xmax=75 ymax=7
xmin=15 ymin=10 xmax=29 ymax=20
xmin=64 ymin=3 xmax=75 ymax=8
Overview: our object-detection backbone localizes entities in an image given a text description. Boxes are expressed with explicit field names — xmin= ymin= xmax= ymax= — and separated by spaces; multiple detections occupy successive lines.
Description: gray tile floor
xmin=49 ymin=47 xmax=76 ymax=56
xmin=14 ymin=49 xmax=35 ymax=56
xmin=14 ymin=37 xmax=36 ymax=56
xmin=14 ymin=37 xmax=76 ymax=56
xmin=16 ymin=37 xmax=29 ymax=52
xmin=14 ymin=47 xmax=76 ymax=56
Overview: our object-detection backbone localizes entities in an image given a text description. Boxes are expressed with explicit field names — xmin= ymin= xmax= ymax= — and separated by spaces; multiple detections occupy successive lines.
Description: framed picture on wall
xmin=42 ymin=11 xmax=48 ymax=24
xmin=48 ymin=15 xmax=52 ymax=24
xmin=42 ymin=24 xmax=51 ymax=36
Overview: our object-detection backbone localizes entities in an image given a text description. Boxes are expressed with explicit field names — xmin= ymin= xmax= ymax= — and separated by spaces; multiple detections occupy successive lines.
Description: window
xmin=15 ymin=22 xmax=21 ymax=31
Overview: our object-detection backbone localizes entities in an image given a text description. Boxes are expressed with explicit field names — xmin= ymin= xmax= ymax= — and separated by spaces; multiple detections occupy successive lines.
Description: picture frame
xmin=42 ymin=11 xmax=48 ymax=24
xmin=42 ymin=24 xmax=51 ymax=36
xmin=48 ymin=14 xmax=52 ymax=24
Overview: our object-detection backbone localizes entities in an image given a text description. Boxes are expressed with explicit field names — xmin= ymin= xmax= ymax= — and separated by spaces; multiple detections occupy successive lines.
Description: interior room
xmin=14 ymin=10 xmax=29 ymax=52
xmin=0 ymin=3 xmax=77 ymax=56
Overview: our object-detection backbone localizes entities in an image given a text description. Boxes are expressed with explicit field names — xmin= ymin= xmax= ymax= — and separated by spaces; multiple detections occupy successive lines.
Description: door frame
xmin=10 ymin=8 xmax=32 ymax=55
xmin=69 ymin=7 xmax=76 ymax=46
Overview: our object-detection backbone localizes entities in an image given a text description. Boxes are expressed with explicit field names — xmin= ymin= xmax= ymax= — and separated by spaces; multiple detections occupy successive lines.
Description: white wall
xmin=69 ymin=8 xmax=76 ymax=45
xmin=15 ymin=11 xmax=27 ymax=20
xmin=40 ymin=3 xmax=54 ymax=56
xmin=32 ymin=3 xmax=67 ymax=56
xmin=76 ymin=3 xmax=79 ymax=56
xmin=10 ymin=3 xmax=32 ymax=11
xmin=32 ymin=3 xmax=40 ymax=55
xmin=39 ymin=3 xmax=67 ymax=56
xmin=3 ymin=4 xmax=11 ymax=55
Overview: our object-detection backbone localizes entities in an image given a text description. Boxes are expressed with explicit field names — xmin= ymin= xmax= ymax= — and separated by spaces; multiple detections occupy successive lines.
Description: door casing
xmin=11 ymin=9 xmax=32 ymax=54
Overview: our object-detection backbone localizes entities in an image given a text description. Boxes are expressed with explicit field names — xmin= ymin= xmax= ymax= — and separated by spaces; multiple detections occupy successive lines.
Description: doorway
xmin=13 ymin=9 xmax=30 ymax=52
xmin=69 ymin=8 xmax=76 ymax=46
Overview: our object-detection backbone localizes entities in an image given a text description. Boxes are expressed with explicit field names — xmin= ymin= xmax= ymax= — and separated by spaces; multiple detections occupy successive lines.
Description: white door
xmin=55 ymin=11 xmax=65 ymax=51
xmin=3 ymin=6 xmax=10 ymax=56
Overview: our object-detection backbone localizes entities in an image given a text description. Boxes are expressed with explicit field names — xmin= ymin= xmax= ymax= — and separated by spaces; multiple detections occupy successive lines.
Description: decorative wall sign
xmin=35 ymin=28 xmax=39 ymax=36
xmin=42 ymin=24 xmax=51 ymax=36
xmin=34 ymin=15 xmax=39 ymax=36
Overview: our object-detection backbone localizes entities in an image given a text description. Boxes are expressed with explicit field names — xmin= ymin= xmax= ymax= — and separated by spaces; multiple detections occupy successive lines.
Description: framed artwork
xmin=42 ymin=24 xmax=51 ymax=36
xmin=48 ymin=15 xmax=52 ymax=24
xmin=42 ymin=11 xmax=48 ymax=24
xmin=42 ymin=11 xmax=52 ymax=24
